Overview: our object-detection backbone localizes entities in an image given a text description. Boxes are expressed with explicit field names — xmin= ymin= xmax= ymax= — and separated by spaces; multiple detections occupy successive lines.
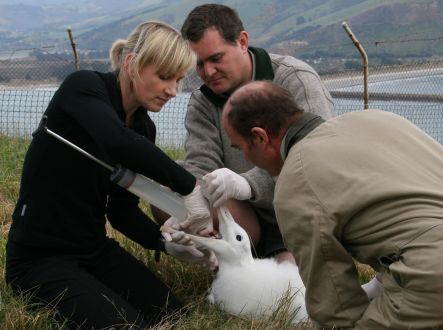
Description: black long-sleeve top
xmin=8 ymin=70 xmax=195 ymax=257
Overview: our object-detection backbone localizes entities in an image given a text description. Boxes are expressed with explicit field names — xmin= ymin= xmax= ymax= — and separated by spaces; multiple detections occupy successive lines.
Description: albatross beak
xmin=218 ymin=206 xmax=235 ymax=224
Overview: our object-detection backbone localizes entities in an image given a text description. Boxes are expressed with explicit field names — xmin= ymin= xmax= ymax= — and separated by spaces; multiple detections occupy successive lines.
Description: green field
xmin=0 ymin=135 xmax=374 ymax=329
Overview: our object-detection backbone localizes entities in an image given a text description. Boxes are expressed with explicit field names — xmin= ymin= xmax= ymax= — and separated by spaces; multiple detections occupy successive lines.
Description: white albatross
xmin=162 ymin=206 xmax=309 ymax=323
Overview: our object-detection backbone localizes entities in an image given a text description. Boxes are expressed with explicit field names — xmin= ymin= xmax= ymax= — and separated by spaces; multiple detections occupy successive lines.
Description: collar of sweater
xmin=280 ymin=113 xmax=325 ymax=161
xmin=200 ymin=46 xmax=274 ymax=107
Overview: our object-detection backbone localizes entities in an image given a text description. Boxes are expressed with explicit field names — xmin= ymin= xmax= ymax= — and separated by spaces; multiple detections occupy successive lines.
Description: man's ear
xmin=251 ymin=127 xmax=269 ymax=147
xmin=238 ymin=31 xmax=249 ymax=52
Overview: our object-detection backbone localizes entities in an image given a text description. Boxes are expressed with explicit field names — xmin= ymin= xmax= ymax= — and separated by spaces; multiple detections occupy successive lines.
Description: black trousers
xmin=6 ymin=239 xmax=182 ymax=329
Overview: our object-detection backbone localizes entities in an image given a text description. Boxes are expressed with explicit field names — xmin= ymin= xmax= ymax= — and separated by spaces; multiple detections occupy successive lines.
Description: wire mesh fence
xmin=323 ymin=60 xmax=443 ymax=142
xmin=1 ymin=37 xmax=442 ymax=153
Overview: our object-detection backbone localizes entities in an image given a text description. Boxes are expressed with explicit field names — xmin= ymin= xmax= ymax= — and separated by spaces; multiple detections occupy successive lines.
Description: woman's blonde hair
xmin=110 ymin=21 xmax=195 ymax=80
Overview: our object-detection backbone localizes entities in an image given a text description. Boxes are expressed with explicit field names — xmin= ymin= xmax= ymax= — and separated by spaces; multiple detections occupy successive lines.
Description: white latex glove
xmin=182 ymin=185 xmax=213 ymax=236
xmin=164 ymin=241 xmax=218 ymax=270
xmin=361 ymin=276 xmax=384 ymax=300
xmin=202 ymin=168 xmax=252 ymax=208
xmin=161 ymin=219 xmax=194 ymax=245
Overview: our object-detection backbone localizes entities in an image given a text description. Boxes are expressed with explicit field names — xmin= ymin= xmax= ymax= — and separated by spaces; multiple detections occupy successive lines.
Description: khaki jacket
xmin=275 ymin=110 xmax=443 ymax=328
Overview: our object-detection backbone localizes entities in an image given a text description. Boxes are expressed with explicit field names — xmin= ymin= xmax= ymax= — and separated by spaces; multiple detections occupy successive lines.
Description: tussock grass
xmin=356 ymin=263 xmax=377 ymax=284
xmin=0 ymin=285 xmax=71 ymax=330
xmin=0 ymin=136 xmax=374 ymax=329
xmin=0 ymin=135 xmax=29 ymax=202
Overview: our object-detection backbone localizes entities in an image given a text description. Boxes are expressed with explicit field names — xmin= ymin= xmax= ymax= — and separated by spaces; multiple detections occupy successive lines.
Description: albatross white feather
xmin=177 ymin=206 xmax=309 ymax=323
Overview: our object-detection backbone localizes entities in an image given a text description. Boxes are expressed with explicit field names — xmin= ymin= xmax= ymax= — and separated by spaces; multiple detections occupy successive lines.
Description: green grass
xmin=0 ymin=135 xmax=374 ymax=329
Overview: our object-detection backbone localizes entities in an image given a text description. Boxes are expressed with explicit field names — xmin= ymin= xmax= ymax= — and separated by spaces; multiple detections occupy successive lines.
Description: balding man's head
xmin=223 ymin=81 xmax=303 ymax=140
xmin=222 ymin=81 xmax=301 ymax=176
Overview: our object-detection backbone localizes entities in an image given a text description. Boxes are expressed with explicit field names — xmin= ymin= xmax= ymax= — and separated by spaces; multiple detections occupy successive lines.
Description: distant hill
xmin=0 ymin=0 xmax=442 ymax=62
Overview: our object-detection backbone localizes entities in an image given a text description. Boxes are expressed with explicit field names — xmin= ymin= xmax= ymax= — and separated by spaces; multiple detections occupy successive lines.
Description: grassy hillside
xmin=289 ymin=0 xmax=443 ymax=59
xmin=71 ymin=0 xmax=442 ymax=60
xmin=0 ymin=0 xmax=441 ymax=60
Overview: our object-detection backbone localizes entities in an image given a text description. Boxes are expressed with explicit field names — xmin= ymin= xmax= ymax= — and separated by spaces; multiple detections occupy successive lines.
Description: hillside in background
xmin=0 ymin=0 xmax=442 ymax=64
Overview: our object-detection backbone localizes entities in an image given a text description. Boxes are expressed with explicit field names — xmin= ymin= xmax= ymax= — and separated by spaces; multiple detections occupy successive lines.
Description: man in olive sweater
xmin=179 ymin=3 xmax=334 ymax=263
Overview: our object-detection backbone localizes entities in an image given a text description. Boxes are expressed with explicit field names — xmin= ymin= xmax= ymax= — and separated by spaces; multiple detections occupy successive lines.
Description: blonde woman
xmin=6 ymin=21 xmax=214 ymax=329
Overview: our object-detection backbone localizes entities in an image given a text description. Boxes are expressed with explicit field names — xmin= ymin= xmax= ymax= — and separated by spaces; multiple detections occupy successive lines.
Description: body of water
xmin=1 ymin=71 xmax=442 ymax=146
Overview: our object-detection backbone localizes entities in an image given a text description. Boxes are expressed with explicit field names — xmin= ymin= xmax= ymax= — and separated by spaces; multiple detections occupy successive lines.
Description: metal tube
xmin=342 ymin=21 xmax=369 ymax=109
xmin=34 ymin=115 xmax=113 ymax=171
xmin=44 ymin=127 xmax=114 ymax=171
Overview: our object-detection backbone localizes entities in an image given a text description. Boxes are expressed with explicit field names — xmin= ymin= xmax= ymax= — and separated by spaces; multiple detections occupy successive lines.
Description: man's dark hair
xmin=226 ymin=81 xmax=303 ymax=139
xmin=181 ymin=3 xmax=244 ymax=44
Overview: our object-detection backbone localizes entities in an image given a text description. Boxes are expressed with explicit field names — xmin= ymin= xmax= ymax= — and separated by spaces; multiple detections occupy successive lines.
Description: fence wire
xmin=1 ymin=38 xmax=442 ymax=153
